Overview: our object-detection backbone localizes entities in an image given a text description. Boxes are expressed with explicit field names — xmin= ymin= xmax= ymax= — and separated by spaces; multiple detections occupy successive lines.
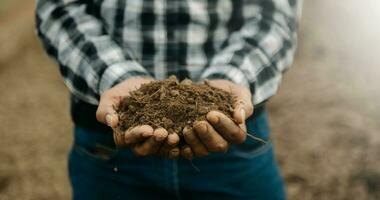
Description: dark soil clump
xmin=117 ymin=76 xmax=235 ymax=136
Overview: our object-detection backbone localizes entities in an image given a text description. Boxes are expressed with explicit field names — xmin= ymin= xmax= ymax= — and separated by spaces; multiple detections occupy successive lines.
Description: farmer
xmin=36 ymin=0 xmax=302 ymax=199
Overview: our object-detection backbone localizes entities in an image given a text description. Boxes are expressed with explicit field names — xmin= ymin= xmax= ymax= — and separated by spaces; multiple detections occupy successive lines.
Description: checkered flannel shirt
xmin=36 ymin=0 xmax=302 ymax=105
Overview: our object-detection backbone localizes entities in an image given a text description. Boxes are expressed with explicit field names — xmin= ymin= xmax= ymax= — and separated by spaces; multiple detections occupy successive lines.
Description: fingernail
xmin=143 ymin=131 xmax=153 ymax=137
xmin=240 ymin=109 xmax=246 ymax=121
xmin=113 ymin=132 xmax=124 ymax=147
xmin=207 ymin=114 xmax=219 ymax=124
xmin=106 ymin=114 xmax=113 ymax=127
xmin=168 ymin=134 xmax=178 ymax=145
xmin=155 ymin=134 xmax=166 ymax=142
xmin=198 ymin=123 xmax=208 ymax=133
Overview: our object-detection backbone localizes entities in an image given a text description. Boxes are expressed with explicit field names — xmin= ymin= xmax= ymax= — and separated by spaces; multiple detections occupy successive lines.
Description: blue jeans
xmin=68 ymin=111 xmax=286 ymax=200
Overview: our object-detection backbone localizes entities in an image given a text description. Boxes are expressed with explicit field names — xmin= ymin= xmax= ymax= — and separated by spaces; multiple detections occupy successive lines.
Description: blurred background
xmin=0 ymin=0 xmax=379 ymax=199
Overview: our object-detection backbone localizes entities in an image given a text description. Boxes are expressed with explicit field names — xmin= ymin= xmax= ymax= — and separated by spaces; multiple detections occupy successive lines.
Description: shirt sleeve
xmin=36 ymin=0 xmax=151 ymax=105
xmin=200 ymin=0 xmax=302 ymax=105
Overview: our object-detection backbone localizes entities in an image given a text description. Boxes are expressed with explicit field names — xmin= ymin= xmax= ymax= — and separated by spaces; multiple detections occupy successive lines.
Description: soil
xmin=117 ymin=76 xmax=235 ymax=137
xmin=1 ymin=1 xmax=380 ymax=200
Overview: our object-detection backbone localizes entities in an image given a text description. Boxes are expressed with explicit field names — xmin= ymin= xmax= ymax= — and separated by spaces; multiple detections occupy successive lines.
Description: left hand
xmin=181 ymin=79 xmax=254 ymax=160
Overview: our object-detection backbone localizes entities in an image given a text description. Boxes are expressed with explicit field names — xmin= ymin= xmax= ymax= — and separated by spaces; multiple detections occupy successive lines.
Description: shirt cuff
xmin=200 ymin=64 xmax=251 ymax=89
xmin=98 ymin=61 xmax=151 ymax=94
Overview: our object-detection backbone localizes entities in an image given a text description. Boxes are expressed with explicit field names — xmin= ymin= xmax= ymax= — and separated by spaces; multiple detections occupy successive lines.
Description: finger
xmin=183 ymin=127 xmax=209 ymax=157
xmin=106 ymin=113 xmax=119 ymax=128
xmin=206 ymin=80 xmax=253 ymax=124
xmin=113 ymin=129 xmax=127 ymax=148
xmin=193 ymin=121 xmax=229 ymax=153
xmin=124 ymin=125 xmax=153 ymax=145
xmin=96 ymin=93 xmax=120 ymax=128
xmin=132 ymin=128 xmax=168 ymax=156
xmin=158 ymin=133 xmax=179 ymax=158
xmin=154 ymin=128 xmax=169 ymax=142
xmin=168 ymin=147 xmax=180 ymax=160
xmin=181 ymin=145 xmax=194 ymax=160
xmin=231 ymin=84 xmax=253 ymax=124
xmin=157 ymin=140 xmax=171 ymax=156
xmin=132 ymin=137 xmax=155 ymax=156
xmin=207 ymin=111 xmax=246 ymax=144
xmin=239 ymin=123 xmax=247 ymax=133
xmin=167 ymin=133 xmax=180 ymax=147
xmin=233 ymin=98 xmax=253 ymax=124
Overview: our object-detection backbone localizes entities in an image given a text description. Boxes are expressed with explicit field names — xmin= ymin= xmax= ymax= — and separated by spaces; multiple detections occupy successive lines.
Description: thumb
xmin=202 ymin=79 xmax=253 ymax=124
xmin=96 ymin=94 xmax=120 ymax=128
xmin=233 ymin=92 xmax=253 ymax=124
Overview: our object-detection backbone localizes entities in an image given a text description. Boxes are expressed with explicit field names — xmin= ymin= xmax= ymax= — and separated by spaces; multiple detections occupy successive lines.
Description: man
xmin=36 ymin=0 xmax=302 ymax=199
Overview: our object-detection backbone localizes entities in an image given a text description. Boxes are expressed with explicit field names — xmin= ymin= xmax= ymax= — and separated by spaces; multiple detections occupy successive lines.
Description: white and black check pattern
xmin=36 ymin=0 xmax=302 ymax=105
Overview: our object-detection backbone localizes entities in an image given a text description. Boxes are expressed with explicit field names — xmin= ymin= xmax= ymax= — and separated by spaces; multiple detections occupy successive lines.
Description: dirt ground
xmin=0 ymin=1 xmax=379 ymax=200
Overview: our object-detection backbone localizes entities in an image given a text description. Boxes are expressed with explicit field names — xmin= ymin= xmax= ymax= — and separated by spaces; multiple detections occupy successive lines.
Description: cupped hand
xmin=181 ymin=79 xmax=253 ymax=159
xmin=96 ymin=76 xmax=179 ymax=157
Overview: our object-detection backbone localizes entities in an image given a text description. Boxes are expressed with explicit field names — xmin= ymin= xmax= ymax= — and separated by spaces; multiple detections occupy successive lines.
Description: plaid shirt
xmin=36 ymin=0 xmax=302 ymax=105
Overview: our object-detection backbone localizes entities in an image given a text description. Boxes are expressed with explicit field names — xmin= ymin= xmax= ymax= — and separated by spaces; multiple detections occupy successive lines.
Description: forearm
xmin=200 ymin=0 xmax=302 ymax=105
xmin=36 ymin=0 xmax=151 ymax=104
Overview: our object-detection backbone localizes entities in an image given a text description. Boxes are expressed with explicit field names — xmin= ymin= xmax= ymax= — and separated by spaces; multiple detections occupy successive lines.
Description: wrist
xmin=98 ymin=61 xmax=151 ymax=94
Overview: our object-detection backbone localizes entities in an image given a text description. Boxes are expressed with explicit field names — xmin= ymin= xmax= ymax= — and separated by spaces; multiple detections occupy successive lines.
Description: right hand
xmin=96 ymin=76 xmax=180 ymax=157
